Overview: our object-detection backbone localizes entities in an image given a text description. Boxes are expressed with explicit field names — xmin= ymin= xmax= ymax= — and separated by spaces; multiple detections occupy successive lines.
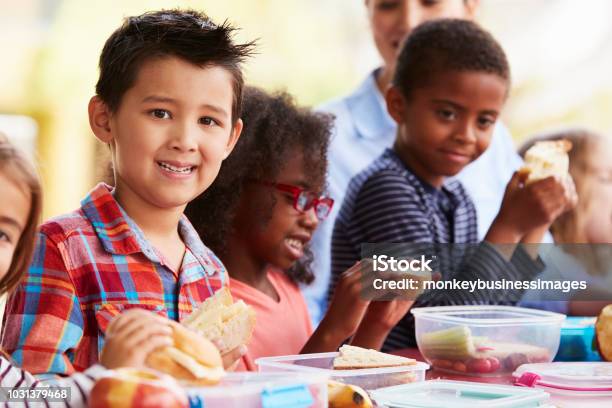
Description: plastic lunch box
xmin=370 ymin=379 xmax=552 ymax=407
xmin=185 ymin=371 xmax=328 ymax=408
xmin=514 ymin=362 xmax=612 ymax=407
xmin=555 ymin=316 xmax=601 ymax=362
xmin=411 ymin=306 xmax=565 ymax=377
xmin=256 ymin=352 xmax=429 ymax=390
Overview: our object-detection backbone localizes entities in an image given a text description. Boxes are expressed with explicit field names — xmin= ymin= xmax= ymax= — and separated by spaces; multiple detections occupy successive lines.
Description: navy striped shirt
xmin=330 ymin=148 xmax=543 ymax=350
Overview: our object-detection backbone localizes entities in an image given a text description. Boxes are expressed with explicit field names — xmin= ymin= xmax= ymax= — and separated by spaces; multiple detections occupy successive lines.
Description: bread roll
xmin=183 ymin=287 xmax=256 ymax=354
xmin=146 ymin=321 xmax=224 ymax=385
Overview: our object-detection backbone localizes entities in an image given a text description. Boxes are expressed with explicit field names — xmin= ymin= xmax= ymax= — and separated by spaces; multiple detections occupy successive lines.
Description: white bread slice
xmin=333 ymin=345 xmax=416 ymax=370
xmin=521 ymin=140 xmax=572 ymax=184
xmin=183 ymin=287 xmax=256 ymax=353
xmin=183 ymin=287 xmax=233 ymax=327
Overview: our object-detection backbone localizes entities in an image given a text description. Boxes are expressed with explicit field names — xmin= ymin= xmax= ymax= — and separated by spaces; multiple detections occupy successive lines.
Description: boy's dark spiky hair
xmin=393 ymin=18 xmax=510 ymax=99
xmin=186 ymin=87 xmax=333 ymax=285
xmin=96 ymin=8 xmax=256 ymax=122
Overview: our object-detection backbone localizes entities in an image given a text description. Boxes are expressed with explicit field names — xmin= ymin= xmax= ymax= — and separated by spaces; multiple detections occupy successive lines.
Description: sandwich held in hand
xmin=333 ymin=345 xmax=416 ymax=369
xmin=596 ymin=304 xmax=612 ymax=361
xmin=145 ymin=321 xmax=224 ymax=385
xmin=90 ymin=367 xmax=188 ymax=408
xmin=520 ymin=140 xmax=572 ymax=184
xmin=183 ymin=287 xmax=256 ymax=353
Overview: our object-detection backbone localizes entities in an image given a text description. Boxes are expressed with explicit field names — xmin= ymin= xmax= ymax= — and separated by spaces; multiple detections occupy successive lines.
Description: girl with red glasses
xmin=186 ymin=87 xmax=412 ymax=371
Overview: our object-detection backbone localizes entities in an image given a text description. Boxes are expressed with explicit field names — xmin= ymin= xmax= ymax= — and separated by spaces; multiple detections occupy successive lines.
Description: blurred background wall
xmin=1 ymin=0 xmax=611 ymax=219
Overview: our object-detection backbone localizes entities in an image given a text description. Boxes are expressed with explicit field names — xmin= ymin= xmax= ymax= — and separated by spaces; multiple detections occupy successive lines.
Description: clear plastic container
xmin=412 ymin=306 xmax=565 ymax=377
xmin=514 ymin=362 xmax=612 ymax=407
xmin=256 ymin=352 xmax=429 ymax=390
xmin=555 ymin=317 xmax=601 ymax=362
xmin=185 ymin=372 xmax=328 ymax=408
xmin=370 ymin=380 xmax=551 ymax=407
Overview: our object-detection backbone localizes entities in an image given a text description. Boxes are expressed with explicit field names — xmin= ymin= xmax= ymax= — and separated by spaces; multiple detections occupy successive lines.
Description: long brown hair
xmin=0 ymin=134 xmax=42 ymax=295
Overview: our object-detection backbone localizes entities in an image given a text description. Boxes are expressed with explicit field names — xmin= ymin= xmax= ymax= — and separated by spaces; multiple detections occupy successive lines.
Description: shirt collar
xmin=81 ymin=183 xmax=142 ymax=256
xmin=384 ymin=148 xmax=459 ymax=197
xmin=81 ymin=183 xmax=218 ymax=275
xmin=178 ymin=215 xmax=221 ymax=277
xmin=346 ymin=69 xmax=396 ymax=140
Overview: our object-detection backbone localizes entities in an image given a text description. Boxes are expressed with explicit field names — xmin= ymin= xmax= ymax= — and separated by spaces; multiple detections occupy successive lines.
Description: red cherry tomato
xmin=467 ymin=358 xmax=492 ymax=374
xmin=453 ymin=361 xmax=467 ymax=373
xmin=487 ymin=357 xmax=501 ymax=372
xmin=432 ymin=359 xmax=453 ymax=369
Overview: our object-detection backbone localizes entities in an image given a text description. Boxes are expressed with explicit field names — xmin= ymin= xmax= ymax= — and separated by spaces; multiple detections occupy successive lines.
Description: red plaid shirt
xmin=1 ymin=183 xmax=226 ymax=378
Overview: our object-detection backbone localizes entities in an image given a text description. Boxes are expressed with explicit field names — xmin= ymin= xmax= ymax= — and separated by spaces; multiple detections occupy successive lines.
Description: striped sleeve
xmin=329 ymin=170 xmax=545 ymax=349
xmin=335 ymin=171 xmax=543 ymax=300
xmin=349 ymin=171 xmax=433 ymax=243
xmin=330 ymin=171 xmax=435 ymax=300
xmin=0 ymin=356 xmax=105 ymax=407
xmin=1 ymin=232 xmax=84 ymax=377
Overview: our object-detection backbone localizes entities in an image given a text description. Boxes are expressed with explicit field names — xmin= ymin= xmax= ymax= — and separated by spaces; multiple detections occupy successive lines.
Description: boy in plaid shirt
xmin=2 ymin=9 xmax=255 ymax=378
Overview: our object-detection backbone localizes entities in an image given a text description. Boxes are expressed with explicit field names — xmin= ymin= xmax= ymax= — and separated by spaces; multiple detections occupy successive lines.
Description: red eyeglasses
xmin=253 ymin=181 xmax=334 ymax=221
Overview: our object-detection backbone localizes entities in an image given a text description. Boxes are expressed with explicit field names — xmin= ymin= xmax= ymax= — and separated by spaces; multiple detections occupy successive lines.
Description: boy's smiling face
xmin=90 ymin=57 xmax=242 ymax=212
xmin=387 ymin=70 xmax=507 ymax=187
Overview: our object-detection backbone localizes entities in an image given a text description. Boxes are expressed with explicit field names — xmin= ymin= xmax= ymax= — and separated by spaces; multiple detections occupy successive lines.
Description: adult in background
xmin=305 ymin=0 xmax=542 ymax=325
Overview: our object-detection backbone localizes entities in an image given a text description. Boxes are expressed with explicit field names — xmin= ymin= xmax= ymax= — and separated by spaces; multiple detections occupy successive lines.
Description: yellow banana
xmin=327 ymin=380 xmax=373 ymax=408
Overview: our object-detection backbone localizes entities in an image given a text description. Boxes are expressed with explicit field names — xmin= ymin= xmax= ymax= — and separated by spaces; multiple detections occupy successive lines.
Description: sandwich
xmin=333 ymin=345 xmax=416 ymax=370
xmin=146 ymin=320 xmax=224 ymax=385
xmin=520 ymin=139 xmax=572 ymax=184
xmin=183 ymin=287 xmax=256 ymax=354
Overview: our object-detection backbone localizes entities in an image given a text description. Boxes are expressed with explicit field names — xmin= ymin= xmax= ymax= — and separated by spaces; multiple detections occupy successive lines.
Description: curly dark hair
xmin=185 ymin=87 xmax=333 ymax=284
xmin=96 ymin=9 xmax=256 ymax=122
xmin=393 ymin=18 xmax=510 ymax=100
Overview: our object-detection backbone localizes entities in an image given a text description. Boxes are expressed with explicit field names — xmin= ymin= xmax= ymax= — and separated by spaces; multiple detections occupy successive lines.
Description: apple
xmin=90 ymin=368 xmax=188 ymax=408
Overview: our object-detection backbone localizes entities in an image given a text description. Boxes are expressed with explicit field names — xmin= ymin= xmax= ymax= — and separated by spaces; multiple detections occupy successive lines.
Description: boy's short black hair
xmin=96 ymin=9 xmax=255 ymax=122
xmin=393 ymin=19 xmax=510 ymax=99
xmin=185 ymin=87 xmax=333 ymax=285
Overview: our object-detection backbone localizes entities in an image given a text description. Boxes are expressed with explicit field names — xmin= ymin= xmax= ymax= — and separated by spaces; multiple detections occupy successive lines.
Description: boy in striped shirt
xmin=331 ymin=19 xmax=577 ymax=350
xmin=2 ymin=9 xmax=254 ymax=378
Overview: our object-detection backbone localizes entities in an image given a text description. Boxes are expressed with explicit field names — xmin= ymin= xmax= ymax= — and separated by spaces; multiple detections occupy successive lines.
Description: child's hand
xmin=100 ymin=309 xmax=173 ymax=370
xmin=211 ymin=340 xmax=248 ymax=371
xmin=301 ymin=260 xmax=375 ymax=354
xmin=362 ymin=299 xmax=414 ymax=331
xmin=488 ymin=172 xmax=577 ymax=243
xmin=350 ymin=299 xmax=414 ymax=350
xmin=325 ymin=260 xmax=375 ymax=339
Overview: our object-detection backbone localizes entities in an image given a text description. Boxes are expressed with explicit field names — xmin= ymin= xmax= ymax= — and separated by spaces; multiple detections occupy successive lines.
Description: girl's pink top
xmin=211 ymin=268 xmax=313 ymax=371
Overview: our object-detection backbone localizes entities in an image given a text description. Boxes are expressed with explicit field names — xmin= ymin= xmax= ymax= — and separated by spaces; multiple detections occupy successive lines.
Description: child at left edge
xmin=1 ymin=9 xmax=254 ymax=378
